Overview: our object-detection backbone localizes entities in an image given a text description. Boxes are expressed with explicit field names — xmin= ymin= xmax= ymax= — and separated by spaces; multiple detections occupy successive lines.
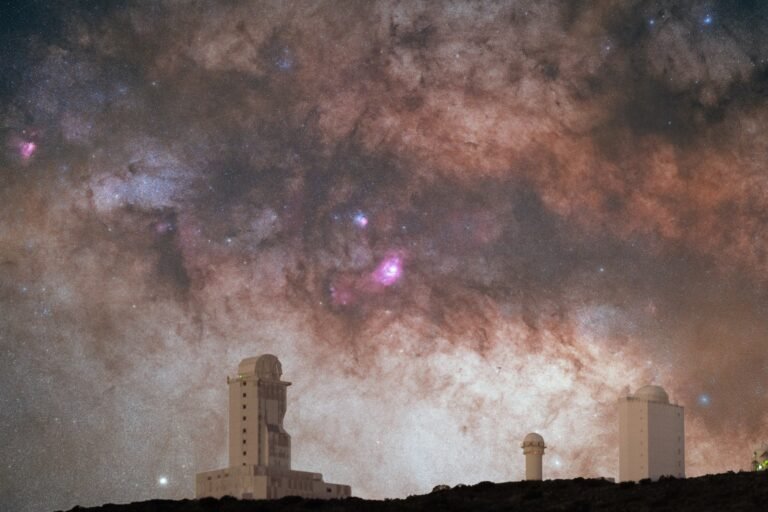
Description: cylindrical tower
xmin=521 ymin=432 xmax=546 ymax=481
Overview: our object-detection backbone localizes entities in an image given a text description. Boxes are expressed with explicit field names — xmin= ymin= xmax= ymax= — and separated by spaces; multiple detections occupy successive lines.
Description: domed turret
xmin=634 ymin=385 xmax=669 ymax=404
xmin=237 ymin=354 xmax=283 ymax=380
xmin=523 ymin=433 xmax=545 ymax=445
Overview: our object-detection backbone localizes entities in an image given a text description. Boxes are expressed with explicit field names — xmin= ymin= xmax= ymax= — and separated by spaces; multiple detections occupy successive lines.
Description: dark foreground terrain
xmin=60 ymin=471 xmax=768 ymax=512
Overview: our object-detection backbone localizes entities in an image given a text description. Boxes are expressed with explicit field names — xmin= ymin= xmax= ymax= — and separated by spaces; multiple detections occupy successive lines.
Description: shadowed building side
xmin=195 ymin=355 xmax=351 ymax=500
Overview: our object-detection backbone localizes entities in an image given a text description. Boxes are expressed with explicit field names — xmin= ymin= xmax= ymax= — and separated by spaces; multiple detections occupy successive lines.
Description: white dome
xmin=634 ymin=385 xmax=669 ymax=403
xmin=522 ymin=432 xmax=545 ymax=445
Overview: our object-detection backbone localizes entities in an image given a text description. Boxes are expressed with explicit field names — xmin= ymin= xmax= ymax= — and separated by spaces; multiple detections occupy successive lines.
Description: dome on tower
xmin=522 ymin=432 xmax=546 ymax=448
xmin=237 ymin=354 xmax=283 ymax=380
xmin=634 ymin=385 xmax=669 ymax=403
xmin=523 ymin=432 xmax=544 ymax=443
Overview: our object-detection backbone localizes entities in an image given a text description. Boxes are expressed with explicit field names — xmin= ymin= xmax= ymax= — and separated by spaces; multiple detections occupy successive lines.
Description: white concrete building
xmin=521 ymin=433 xmax=546 ymax=481
xmin=618 ymin=385 xmax=684 ymax=482
xmin=195 ymin=355 xmax=351 ymax=500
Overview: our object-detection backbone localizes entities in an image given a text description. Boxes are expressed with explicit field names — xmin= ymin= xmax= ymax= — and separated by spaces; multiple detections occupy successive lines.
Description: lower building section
xmin=195 ymin=464 xmax=351 ymax=500
xmin=753 ymin=444 xmax=768 ymax=471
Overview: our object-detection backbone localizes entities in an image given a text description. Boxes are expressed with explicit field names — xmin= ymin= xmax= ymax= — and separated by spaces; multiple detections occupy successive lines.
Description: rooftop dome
xmin=522 ymin=432 xmax=545 ymax=445
xmin=237 ymin=354 xmax=283 ymax=380
xmin=634 ymin=385 xmax=669 ymax=403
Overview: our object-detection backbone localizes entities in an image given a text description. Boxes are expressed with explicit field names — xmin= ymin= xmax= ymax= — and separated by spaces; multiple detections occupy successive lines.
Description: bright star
xmin=703 ymin=14 xmax=713 ymax=25
xmin=158 ymin=476 xmax=169 ymax=486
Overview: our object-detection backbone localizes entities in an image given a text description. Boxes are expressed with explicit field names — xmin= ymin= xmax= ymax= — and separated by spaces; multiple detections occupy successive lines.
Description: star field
xmin=2 ymin=1 xmax=768 ymax=511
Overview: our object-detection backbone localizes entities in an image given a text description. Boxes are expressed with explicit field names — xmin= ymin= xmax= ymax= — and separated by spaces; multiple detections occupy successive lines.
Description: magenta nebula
xmin=19 ymin=141 xmax=36 ymax=160
xmin=372 ymin=253 xmax=403 ymax=287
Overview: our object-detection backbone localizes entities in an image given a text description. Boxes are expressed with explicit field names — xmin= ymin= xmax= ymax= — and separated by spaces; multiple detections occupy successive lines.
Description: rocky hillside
xmin=60 ymin=471 xmax=768 ymax=512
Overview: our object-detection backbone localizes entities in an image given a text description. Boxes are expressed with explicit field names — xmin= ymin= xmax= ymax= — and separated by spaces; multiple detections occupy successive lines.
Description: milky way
xmin=2 ymin=1 xmax=768 ymax=510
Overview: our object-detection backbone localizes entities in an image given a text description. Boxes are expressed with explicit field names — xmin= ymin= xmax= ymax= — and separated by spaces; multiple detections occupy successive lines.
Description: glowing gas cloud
xmin=371 ymin=253 xmax=403 ymax=287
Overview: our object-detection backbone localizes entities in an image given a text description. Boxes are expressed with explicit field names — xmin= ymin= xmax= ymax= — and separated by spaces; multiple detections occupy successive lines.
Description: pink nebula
xmin=20 ymin=141 xmax=37 ymax=160
xmin=372 ymin=253 xmax=403 ymax=286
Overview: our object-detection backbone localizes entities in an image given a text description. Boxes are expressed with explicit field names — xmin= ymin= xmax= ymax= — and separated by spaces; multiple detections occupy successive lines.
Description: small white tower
xmin=521 ymin=432 xmax=546 ymax=481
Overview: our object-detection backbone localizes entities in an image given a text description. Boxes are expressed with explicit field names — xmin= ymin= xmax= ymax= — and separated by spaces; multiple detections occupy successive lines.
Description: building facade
xmin=618 ymin=385 xmax=684 ymax=482
xmin=753 ymin=444 xmax=768 ymax=471
xmin=196 ymin=355 xmax=351 ymax=500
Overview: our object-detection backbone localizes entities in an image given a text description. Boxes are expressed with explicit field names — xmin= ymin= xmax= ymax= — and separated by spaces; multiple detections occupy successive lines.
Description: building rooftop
xmin=522 ymin=432 xmax=545 ymax=445
xmin=633 ymin=385 xmax=669 ymax=404
xmin=237 ymin=354 xmax=283 ymax=380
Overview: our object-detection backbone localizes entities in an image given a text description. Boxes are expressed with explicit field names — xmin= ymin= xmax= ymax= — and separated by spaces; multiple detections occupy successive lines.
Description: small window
xmin=242 ymin=428 xmax=247 ymax=433
xmin=243 ymin=416 xmax=247 ymax=421
xmin=243 ymin=439 xmax=247 ymax=444
xmin=242 ymin=381 xmax=246 ymax=386
xmin=243 ymin=393 xmax=247 ymax=398
xmin=242 ymin=404 xmax=247 ymax=409
xmin=243 ymin=451 xmax=247 ymax=455
xmin=207 ymin=476 xmax=211 ymax=481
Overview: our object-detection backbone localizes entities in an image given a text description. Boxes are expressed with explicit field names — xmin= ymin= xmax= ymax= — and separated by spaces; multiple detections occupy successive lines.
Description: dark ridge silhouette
xmin=57 ymin=471 xmax=768 ymax=512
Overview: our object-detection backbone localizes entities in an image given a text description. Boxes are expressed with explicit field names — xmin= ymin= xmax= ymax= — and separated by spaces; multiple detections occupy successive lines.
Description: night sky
xmin=2 ymin=1 xmax=768 ymax=511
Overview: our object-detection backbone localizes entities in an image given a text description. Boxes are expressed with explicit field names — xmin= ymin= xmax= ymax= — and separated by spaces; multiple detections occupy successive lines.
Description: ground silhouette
xmin=59 ymin=471 xmax=768 ymax=512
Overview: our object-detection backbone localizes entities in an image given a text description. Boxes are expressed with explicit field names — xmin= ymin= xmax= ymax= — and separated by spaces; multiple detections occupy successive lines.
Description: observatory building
xmin=195 ymin=355 xmax=351 ymax=500
xmin=618 ymin=385 xmax=685 ymax=482
xmin=752 ymin=444 xmax=768 ymax=471
xmin=521 ymin=433 xmax=546 ymax=481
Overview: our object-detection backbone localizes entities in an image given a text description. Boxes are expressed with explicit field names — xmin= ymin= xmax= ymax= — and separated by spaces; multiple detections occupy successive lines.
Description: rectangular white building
xmin=618 ymin=385 xmax=684 ymax=482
